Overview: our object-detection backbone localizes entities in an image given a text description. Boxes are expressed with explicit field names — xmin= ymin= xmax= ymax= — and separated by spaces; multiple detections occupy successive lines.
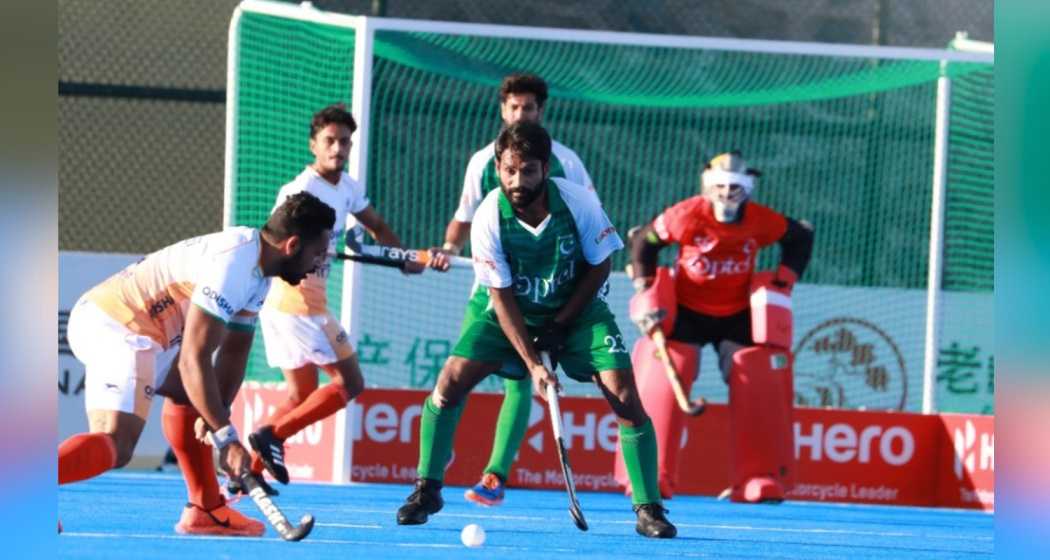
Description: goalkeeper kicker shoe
xmin=248 ymin=426 xmax=289 ymax=484
xmin=396 ymin=478 xmax=444 ymax=525
xmin=175 ymin=500 xmax=265 ymax=537
xmin=464 ymin=472 xmax=505 ymax=507
xmin=634 ymin=503 xmax=677 ymax=538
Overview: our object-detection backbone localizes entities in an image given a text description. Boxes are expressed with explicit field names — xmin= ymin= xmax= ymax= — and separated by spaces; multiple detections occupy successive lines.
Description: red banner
xmin=935 ymin=414 xmax=995 ymax=510
xmin=232 ymin=385 xmax=993 ymax=510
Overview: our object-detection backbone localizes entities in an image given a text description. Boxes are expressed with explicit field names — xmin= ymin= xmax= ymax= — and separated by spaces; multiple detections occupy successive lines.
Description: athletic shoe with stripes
xmin=464 ymin=472 xmax=505 ymax=507
xmin=248 ymin=426 xmax=289 ymax=484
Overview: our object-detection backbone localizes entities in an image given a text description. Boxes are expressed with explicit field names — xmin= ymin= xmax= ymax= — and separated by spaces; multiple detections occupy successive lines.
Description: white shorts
xmin=258 ymin=307 xmax=355 ymax=370
xmin=67 ymin=297 xmax=179 ymax=419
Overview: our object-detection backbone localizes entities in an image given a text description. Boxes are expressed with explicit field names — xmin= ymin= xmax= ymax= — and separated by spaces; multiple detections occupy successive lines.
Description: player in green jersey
xmin=400 ymin=121 xmax=676 ymax=539
xmin=433 ymin=73 xmax=599 ymax=508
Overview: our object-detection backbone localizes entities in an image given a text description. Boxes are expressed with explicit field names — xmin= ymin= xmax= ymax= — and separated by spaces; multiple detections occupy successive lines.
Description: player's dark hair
xmin=495 ymin=121 xmax=552 ymax=164
xmin=310 ymin=104 xmax=357 ymax=138
xmin=499 ymin=73 xmax=548 ymax=108
xmin=263 ymin=192 xmax=336 ymax=243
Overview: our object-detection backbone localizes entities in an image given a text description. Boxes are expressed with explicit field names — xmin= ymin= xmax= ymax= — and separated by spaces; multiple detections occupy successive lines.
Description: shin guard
xmin=728 ymin=346 xmax=795 ymax=502
xmin=615 ymin=336 xmax=699 ymax=498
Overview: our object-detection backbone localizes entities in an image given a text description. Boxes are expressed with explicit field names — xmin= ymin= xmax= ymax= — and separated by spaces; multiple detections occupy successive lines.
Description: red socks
xmin=272 ymin=383 xmax=350 ymax=441
xmin=58 ymin=432 xmax=117 ymax=484
xmin=162 ymin=401 xmax=223 ymax=510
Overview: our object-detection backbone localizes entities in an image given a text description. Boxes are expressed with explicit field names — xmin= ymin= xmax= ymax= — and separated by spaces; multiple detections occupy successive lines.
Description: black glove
xmin=532 ymin=321 xmax=569 ymax=355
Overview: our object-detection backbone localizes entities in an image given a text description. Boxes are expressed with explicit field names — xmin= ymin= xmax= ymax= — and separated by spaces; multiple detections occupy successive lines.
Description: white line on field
xmin=60 ymin=531 xmax=576 ymax=552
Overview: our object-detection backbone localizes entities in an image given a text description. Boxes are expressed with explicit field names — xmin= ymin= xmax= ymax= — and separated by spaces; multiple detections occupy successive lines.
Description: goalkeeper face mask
xmin=701 ymin=152 xmax=759 ymax=223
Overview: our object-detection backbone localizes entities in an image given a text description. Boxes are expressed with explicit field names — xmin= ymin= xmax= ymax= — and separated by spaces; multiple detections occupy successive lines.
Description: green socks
xmin=416 ymin=396 xmax=465 ymax=482
xmin=483 ymin=376 xmax=533 ymax=480
xmin=619 ymin=419 xmax=661 ymax=505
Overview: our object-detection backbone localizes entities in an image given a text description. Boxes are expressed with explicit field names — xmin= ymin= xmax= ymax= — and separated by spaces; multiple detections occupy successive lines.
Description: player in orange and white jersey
xmin=57 ymin=192 xmax=335 ymax=536
xmin=244 ymin=104 xmax=446 ymax=493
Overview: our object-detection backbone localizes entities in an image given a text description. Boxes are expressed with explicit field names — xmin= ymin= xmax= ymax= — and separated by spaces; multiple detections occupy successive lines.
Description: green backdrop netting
xmin=232 ymin=12 xmax=356 ymax=381
xmin=230 ymin=14 xmax=992 ymax=408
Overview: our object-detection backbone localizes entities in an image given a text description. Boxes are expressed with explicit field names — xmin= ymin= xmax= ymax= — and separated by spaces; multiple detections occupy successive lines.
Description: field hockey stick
xmin=649 ymin=330 xmax=707 ymax=416
xmin=540 ymin=351 xmax=589 ymax=532
xmin=240 ymin=473 xmax=315 ymax=541
xmin=335 ymin=230 xmax=472 ymax=269
xmin=625 ymin=262 xmax=706 ymax=417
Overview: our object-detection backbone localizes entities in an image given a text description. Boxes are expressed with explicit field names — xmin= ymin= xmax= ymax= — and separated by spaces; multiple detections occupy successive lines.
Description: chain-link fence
xmin=59 ymin=0 xmax=992 ymax=252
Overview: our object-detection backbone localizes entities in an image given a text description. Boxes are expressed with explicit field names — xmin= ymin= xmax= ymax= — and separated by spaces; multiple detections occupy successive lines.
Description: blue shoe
xmin=464 ymin=473 xmax=505 ymax=507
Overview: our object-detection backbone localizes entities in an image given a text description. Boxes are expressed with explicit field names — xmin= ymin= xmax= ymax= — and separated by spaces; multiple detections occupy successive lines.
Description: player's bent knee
xmin=343 ymin=374 xmax=364 ymax=400
xmin=113 ymin=443 xmax=136 ymax=469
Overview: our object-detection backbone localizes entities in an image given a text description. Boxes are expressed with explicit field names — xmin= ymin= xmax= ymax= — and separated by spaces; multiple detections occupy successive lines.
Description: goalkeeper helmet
xmin=701 ymin=151 xmax=761 ymax=223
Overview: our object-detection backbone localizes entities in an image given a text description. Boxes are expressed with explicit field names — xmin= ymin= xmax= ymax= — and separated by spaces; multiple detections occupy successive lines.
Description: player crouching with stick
xmin=618 ymin=151 xmax=814 ymax=503
xmin=395 ymin=121 xmax=676 ymax=538
xmin=57 ymin=193 xmax=335 ymax=535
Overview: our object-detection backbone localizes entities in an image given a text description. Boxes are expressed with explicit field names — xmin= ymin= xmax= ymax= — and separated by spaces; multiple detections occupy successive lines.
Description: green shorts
xmin=452 ymin=294 xmax=631 ymax=383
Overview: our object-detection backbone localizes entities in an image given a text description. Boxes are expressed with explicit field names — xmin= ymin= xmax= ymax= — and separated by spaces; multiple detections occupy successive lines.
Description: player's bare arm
xmin=553 ymin=257 xmax=611 ymax=325
xmin=213 ymin=320 xmax=256 ymax=406
xmin=353 ymin=205 xmax=431 ymax=273
xmin=441 ymin=219 xmax=470 ymax=256
xmin=488 ymin=286 xmax=559 ymax=396
xmin=180 ymin=303 xmax=251 ymax=475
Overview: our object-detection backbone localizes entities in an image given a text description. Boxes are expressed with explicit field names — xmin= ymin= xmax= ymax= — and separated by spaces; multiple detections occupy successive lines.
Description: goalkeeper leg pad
xmin=615 ymin=336 xmax=699 ymax=499
xmin=728 ymin=346 xmax=795 ymax=503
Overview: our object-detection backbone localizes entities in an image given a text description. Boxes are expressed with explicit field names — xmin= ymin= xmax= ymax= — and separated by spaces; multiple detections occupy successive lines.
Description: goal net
xmin=225 ymin=1 xmax=993 ymax=412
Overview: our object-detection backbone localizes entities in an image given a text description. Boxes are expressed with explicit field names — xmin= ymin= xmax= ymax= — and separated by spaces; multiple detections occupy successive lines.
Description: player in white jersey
xmin=57 ymin=192 xmax=335 ymax=536
xmin=243 ymin=105 xmax=445 ymax=493
xmin=431 ymin=73 xmax=598 ymax=507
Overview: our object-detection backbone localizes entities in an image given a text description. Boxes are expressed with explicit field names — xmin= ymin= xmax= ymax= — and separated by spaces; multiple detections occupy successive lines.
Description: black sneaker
xmin=227 ymin=473 xmax=279 ymax=497
xmin=248 ymin=426 xmax=289 ymax=484
xmin=396 ymin=478 xmax=444 ymax=525
xmin=634 ymin=503 xmax=677 ymax=538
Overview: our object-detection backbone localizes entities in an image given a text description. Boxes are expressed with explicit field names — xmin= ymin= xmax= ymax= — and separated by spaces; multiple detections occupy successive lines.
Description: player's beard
xmin=277 ymin=248 xmax=313 ymax=285
xmin=505 ymin=181 xmax=545 ymax=210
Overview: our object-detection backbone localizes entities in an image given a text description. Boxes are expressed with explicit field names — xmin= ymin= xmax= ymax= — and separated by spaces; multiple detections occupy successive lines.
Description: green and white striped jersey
xmin=470 ymin=177 xmax=622 ymax=324
xmin=453 ymin=139 xmax=594 ymax=223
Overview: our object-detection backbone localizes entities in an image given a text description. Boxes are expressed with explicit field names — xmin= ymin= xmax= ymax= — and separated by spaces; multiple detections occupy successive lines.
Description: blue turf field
xmin=58 ymin=471 xmax=992 ymax=559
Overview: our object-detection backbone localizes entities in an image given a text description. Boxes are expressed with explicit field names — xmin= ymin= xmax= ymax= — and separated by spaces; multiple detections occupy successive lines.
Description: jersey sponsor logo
xmin=473 ymin=256 xmax=498 ymax=270
xmin=594 ymin=226 xmax=616 ymax=245
xmin=148 ymin=294 xmax=176 ymax=318
xmin=683 ymin=238 xmax=756 ymax=279
xmin=513 ymin=261 xmax=576 ymax=303
xmin=200 ymin=286 xmax=236 ymax=317
xmin=692 ymin=233 xmax=719 ymax=253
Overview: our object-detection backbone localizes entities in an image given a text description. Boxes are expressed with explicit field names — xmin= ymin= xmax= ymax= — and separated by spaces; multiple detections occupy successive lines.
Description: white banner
xmin=59 ymin=252 xmax=171 ymax=465
xmin=349 ymin=266 xmax=993 ymax=413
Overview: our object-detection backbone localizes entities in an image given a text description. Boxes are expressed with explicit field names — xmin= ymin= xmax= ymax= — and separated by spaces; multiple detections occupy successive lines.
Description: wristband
xmin=208 ymin=424 xmax=240 ymax=450
xmin=441 ymin=242 xmax=462 ymax=256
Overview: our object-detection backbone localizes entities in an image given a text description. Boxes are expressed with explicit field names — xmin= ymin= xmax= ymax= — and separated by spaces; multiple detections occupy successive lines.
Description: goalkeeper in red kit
xmin=621 ymin=151 xmax=814 ymax=502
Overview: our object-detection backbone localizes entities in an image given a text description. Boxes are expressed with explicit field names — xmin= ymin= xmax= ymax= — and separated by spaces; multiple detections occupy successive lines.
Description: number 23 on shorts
xmin=604 ymin=334 xmax=627 ymax=353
